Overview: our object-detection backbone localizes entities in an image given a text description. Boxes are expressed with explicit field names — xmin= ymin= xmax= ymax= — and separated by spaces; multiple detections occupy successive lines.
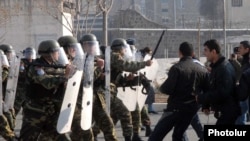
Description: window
xmin=162 ymin=8 xmax=168 ymax=12
xmin=232 ymin=0 xmax=243 ymax=7
xmin=162 ymin=18 xmax=169 ymax=23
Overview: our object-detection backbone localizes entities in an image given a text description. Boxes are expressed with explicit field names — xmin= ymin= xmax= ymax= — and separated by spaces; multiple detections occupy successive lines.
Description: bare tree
xmin=0 ymin=1 xmax=21 ymax=43
xmin=199 ymin=0 xmax=223 ymax=28
xmin=98 ymin=0 xmax=113 ymax=46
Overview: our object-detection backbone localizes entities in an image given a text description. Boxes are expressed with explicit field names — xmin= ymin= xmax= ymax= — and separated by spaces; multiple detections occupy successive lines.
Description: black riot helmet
xmin=38 ymin=40 xmax=60 ymax=55
xmin=126 ymin=38 xmax=136 ymax=46
xmin=111 ymin=38 xmax=128 ymax=51
xmin=58 ymin=35 xmax=83 ymax=59
xmin=58 ymin=36 xmax=78 ymax=50
xmin=0 ymin=44 xmax=15 ymax=61
xmin=80 ymin=33 xmax=100 ymax=55
xmin=80 ymin=33 xmax=97 ymax=43
xmin=0 ymin=44 xmax=14 ymax=54
xmin=111 ymin=38 xmax=133 ymax=59
xmin=23 ymin=47 xmax=36 ymax=59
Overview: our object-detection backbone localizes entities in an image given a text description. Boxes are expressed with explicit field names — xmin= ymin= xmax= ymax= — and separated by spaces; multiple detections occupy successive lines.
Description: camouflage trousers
xmin=70 ymin=104 xmax=94 ymax=141
xmin=141 ymin=105 xmax=151 ymax=126
xmin=110 ymin=95 xmax=133 ymax=138
xmin=14 ymin=87 xmax=26 ymax=115
xmin=0 ymin=113 xmax=16 ymax=141
xmin=131 ymin=104 xmax=141 ymax=134
xmin=92 ymin=92 xmax=118 ymax=141
xmin=19 ymin=102 xmax=71 ymax=141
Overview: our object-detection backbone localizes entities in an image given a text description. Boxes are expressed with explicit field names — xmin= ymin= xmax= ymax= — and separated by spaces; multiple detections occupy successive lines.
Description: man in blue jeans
xmin=235 ymin=40 xmax=250 ymax=125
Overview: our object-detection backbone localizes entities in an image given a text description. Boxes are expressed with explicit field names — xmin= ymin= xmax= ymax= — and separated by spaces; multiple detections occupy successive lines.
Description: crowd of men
xmin=0 ymin=33 xmax=250 ymax=141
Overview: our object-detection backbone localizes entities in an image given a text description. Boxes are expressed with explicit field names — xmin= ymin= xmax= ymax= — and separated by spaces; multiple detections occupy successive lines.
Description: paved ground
xmin=1 ymin=103 xmax=249 ymax=141
xmin=1 ymin=105 xmax=217 ymax=141
xmin=95 ymin=110 xmax=217 ymax=141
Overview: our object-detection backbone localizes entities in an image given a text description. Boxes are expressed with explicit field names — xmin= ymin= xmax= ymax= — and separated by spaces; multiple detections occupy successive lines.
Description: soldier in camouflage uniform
xmin=93 ymin=44 xmax=135 ymax=141
xmin=19 ymin=40 xmax=74 ymax=141
xmin=80 ymin=33 xmax=118 ymax=141
xmin=14 ymin=47 xmax=36 ymax=115
xmin=58 ymin=35 xmax=94 ymax=141
xmin=109 ymin=38 xmax=153 ymax=141
xmin=126 ymin=39 xmax=153 ymax=138
xmin=0 ymin=44 xmax=17 ymax=132
xmin=0 ymin=49 xmax=17 ymax=141
xmin=140 ymin=105 xmax=152 ymax=137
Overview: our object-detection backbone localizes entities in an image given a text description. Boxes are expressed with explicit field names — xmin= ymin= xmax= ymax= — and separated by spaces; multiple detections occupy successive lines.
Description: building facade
xmin=0 ymin=0 xmax=75 ymax=52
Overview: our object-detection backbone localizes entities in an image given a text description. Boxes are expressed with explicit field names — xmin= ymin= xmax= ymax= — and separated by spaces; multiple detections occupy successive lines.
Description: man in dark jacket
xmin=197 ymin=39 xmax=241 ymax=125
xmin=148 ymin=42 xmax=208 ymax=141
xmin=235 ymin=40 xmax=250 ymax=124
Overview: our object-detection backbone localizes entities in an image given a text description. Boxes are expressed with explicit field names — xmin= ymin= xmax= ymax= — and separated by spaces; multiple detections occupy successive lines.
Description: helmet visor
xmin=83 ymin=41 xmax=100 ymax=56
xmin=1 ymin=54 xmax=9 ymax=67
xmin=67 ymin=43 xmax=83 ymax=58
xmin=123 ymin=43 xmax=133 ymax=61
xmin=71 ymin=43 xmax=84 ymax=70
xmin=24 ymin=49 xmax=36 ymax=59
xmin=58 ymin=47 xmax=69 ymax=66
xmin=6 ymin=50 xmax=15 ymax=61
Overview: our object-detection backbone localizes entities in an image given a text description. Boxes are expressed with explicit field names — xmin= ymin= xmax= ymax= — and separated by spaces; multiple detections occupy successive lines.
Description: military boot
xmin=132 ymin=134 xmax=143 ymax=141
xmin=145 ymin=125 xmax=152 ymax=137
xmin=125 ymin=136 xmax=132 ymax=141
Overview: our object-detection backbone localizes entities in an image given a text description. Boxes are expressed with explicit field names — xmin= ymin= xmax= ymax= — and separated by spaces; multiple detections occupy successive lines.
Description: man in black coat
xmin=148 ymin=42 xmax=208 ymax=141
xmin=197 ymin=39 xmax=241 ymax=125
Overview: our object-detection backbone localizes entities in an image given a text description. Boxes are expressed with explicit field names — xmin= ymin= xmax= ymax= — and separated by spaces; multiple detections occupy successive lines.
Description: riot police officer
xmin=0 ymin=44 xmax=17 ymax=132
xmin=58 ymin=35 xmax=94 ymax=141
xmin=14 ymin=47 xmax=36 ymax=115
xmin=0 ymin=49 xmax=17 ymax=141
xmin=110 ymin=38 xmax=152 ymax=141
xmin=80 ymin=33 xmax=118 ymax=141
xmin=19 ymin=40 xmax=73 ymax=141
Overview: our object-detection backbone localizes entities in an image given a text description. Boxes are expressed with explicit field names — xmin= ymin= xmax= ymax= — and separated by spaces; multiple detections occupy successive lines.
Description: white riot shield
xmin=117 ymin=72 xmax=138 ymax=111
xmin=57 ymin=44 xmax=84 ymax=134
xmin=117 ymin=51 xmax=143 ymax=111
xmin=137 ymin=54 xmax=159 ymax=111
xmin=105 ymin=46 xmax=111 ymax=114
xmin=0 ymin=59 xmax=2 ymax=116
xmin=4 ymin=53 xmax=20 ymax=112
xmin=81 ymin=54 xmax=94 ymax=130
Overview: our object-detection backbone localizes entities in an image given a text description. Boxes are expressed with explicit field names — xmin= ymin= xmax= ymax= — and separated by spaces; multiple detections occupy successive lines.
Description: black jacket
xmin=160 ymin=56 xmax=208 ymax=111
xmin=197 ymin=56 xmax=239 ymax=112
xmin=236 ymin=68 xmax=250 ymax=101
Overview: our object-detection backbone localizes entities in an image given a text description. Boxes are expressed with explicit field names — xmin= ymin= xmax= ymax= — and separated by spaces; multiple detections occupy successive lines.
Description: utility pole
xmin=103 ymin=2 xmax=108 ymax=46
xmin=174 ymin=0 xmax=176 ymax=28
xmin=197 ymin=17 xmax=201 ymax=59
xmin=223 ymin=0 xmax=227 ymax=58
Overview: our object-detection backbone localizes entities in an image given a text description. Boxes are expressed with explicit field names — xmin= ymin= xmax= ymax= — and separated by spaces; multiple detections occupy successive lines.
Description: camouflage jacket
xmin=110 ymin=52 xmax=147 ymax=86
xmin=26 ymin=57 xmax=67 ymax=104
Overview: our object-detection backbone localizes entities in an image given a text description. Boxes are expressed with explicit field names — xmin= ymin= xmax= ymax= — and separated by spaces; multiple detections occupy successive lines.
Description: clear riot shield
xmin=57 ymin=47 xmax=69 ymax=66
xmin=105 ymin=46 xmax=111 ymax=114
xmin=57 ymin=44 xmax=84 ymax=134
xmin=81 ymin=54 xmax=94 ymax=130
xmin=137 ymin=54 xmax=159 ymax=111
xmin=3 ymin=52 xmax=20 ymax=112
